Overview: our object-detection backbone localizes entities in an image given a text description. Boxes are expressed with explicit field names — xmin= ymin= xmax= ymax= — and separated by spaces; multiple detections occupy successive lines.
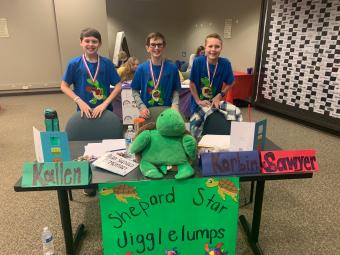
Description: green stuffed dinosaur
xmin=129 ymin=108 xmax=197 ymax=179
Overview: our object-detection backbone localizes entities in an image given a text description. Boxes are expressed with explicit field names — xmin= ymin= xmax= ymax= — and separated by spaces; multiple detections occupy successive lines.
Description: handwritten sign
xmin=260 ymin=150 xmax=318 ymax=174
xmin=201 ymin=151 xmax=260 ymax=176
xmin=22 ymin=161 xmax=90 ymax=187
xmin=99 ymin=177 xmax=239 ymax=255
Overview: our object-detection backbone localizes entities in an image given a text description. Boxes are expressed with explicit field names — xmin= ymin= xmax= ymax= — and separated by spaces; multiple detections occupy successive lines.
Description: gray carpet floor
xmin=0 ymin=93 xmax=339 ymax=254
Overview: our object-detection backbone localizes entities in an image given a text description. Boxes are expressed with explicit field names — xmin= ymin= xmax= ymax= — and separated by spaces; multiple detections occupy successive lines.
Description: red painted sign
xmin=260 ymin=150 xmax=318 ymax=174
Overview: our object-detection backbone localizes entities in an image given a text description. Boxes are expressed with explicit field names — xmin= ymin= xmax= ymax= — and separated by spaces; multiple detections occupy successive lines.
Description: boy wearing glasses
xmin=189 ymin=33 xmax=234 ymax=114
xmin=131 ymin=32 xmax=181 ymax=121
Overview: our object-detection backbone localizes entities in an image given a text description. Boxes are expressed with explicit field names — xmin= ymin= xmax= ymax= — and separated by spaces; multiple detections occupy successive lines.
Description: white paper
xmin=229 ymin=122 xmax=255 ymax=151
xmin=83 ymin=139 xmax=127 ymax=158
xmin=83 ymin=143 xmax=107 ymax=158
xmin=102 ymin=139 xmax=126 ymax=151
xmin=92 ymin=152 xmax=139 ymax=176
xmin=224 ymin=18 xmax=232 ymax=39
xmin=0 ymin=18 xmax=9 ymax=37
xmin=198 ymin=135 xmax=230 ymax=151
xmin=33 ymin=127 xmax=44 ymax=162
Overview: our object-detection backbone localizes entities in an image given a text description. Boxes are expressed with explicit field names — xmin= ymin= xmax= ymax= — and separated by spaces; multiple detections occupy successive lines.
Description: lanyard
xmin=82 ymin=54 xmax=100 ymax=83
xmin=206 ymin=58 xmax=218 ymax=88
xmin=149 ymin=59 xmax=164 ymax=90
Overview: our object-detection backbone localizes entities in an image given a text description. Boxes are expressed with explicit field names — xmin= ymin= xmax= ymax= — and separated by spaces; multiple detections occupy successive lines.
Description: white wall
xmin=0 ymin=0 xmax=261 ymax=92
xmin=0 ymin=0 xmax=109 ymax=92
xmin=54 ymin=0 xmax=109 ymax=71
xmin=0 ymin=0 xmax=61 ymax=90
xmin=106 ymin=0 xmax=262 ymax=71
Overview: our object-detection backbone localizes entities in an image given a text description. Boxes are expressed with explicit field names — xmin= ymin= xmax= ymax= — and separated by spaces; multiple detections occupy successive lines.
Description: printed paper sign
xmin=201 ymin=151 xmax=260 ymax=176
xmin=22 ymin=161 xmax=90 ymax=187
xmin=92 ymin=152 xmax=139 ymax=176
xmin=260 ymin=150 xmax=318 ymax=174
xmin=99 ymin=177 xmax=239 ymax=255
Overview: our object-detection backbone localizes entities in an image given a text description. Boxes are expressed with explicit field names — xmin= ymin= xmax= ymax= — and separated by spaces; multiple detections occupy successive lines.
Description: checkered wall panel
xmin=261 ymin=0 xmax=340 ymax=119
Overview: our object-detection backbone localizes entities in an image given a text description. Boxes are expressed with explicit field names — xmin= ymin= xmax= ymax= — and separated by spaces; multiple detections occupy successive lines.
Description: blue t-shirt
xmin=189 ymin=55 xmax=234 ymax=113
xmin=131 ymin=59 xmax=181 ymax=108
xmin=62 ymin=55 xmax=120 ymax=111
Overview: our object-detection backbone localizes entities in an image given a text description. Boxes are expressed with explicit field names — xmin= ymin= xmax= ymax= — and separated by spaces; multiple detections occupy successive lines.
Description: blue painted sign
xmin=201 ymin=151 xmax=260 ymax=176
xmin=40 ymin=131 xmax=70 ymax=162
xmin=22 ymin=161 xmax=90 ymax=187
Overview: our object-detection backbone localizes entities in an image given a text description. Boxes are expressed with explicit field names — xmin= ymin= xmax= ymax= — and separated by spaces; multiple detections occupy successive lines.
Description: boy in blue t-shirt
xmin=189 ymin=33 xmax=234 ymax=114
xmin=61 ymin=28 xmax=122 ymax=118
xmin=131 ymin=32 xmax=181 ymax=121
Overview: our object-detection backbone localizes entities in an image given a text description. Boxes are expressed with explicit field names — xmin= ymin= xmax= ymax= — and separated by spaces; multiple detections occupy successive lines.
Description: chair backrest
xmin=201 ymin=111 xmax=231 ymax=136
xmin=65 ymin=110 xmax=123 ymax=141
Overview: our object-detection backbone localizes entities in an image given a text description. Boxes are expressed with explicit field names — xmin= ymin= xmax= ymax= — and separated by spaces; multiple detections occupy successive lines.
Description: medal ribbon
xmin=149 ymin=59 xmax=164 ymax=90
xmin=206 ymin=58 xmax=218 ymax=88
xmin=82 ymin=54 xmax=100 ymax=83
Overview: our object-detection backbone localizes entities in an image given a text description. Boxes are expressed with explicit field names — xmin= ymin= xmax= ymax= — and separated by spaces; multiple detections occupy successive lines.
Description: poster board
xmin=201 ymin=151 xmax=260 ymax=176
xmin=99 ymin=177 xmax=239 ymax=255
xmin=22 ymin=161 xmax=90 ymax=187
xmin=260 ymin=150 xmax=319 ymax=174
xmin=33 ymin=127 xmax=70 ymax=162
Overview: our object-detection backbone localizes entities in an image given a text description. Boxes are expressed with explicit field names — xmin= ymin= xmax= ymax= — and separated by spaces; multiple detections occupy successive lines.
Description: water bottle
xmin=125 ymin=125 xmax=135 ymax=157
xmin=41 ymin=227 xmax=55 ymax=255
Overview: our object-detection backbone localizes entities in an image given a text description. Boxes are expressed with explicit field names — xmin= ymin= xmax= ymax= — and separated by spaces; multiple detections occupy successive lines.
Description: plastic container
xmin=125 ymin=125 xmax=135 ymax=157
xmin=41 ymin=227 xmax=55 ymax=255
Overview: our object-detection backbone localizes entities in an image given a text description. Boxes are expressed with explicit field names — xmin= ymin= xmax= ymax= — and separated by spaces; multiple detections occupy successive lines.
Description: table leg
xmin=239 ymin=180 xmax=265 ymax=255
xmin=57 ymin=190 xmax=86 ymax=255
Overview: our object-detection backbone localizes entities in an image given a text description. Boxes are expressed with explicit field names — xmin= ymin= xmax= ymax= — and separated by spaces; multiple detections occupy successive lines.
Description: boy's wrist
xmin=73 ymin=96 xmax=81 ymax=103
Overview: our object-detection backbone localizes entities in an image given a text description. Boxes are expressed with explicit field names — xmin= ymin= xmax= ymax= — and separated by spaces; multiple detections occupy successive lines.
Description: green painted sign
xmin=99 ymin=177 xmax=239 ymax=255
xmin=22 ymin=161 xmax=90 ymax=187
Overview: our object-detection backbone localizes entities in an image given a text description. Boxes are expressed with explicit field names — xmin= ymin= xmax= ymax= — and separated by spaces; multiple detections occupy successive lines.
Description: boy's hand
xmin=171 ymin=104 xmax=179 ymax=111
xmin=92 ymin=103 xmax=108 ymax=118
xmin=77 ymin=100 xmax=92 ymax=118
xmin=197 ymin=99 xmax=211 ymax=108
xmin=140 ymin=108 xmax=150 ymax=119
xmin=212 ymin=94 xmax=223 ymax=108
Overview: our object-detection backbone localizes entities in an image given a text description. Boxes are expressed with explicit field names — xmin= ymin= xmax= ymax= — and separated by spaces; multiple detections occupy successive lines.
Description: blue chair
xmin=65 ymin=110 xmax=123 ymax=141
xmin=65 ymin=110 xmax=123 ymax=198
xmin=201 ymin=111 xmax=232 ymax=136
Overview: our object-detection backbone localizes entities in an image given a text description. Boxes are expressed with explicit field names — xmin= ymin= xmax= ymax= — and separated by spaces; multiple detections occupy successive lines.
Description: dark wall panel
xmin=255 ymin=0 xmax=340 ymax=133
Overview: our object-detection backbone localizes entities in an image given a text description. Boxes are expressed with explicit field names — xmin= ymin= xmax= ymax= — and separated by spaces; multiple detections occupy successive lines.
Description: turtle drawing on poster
xmin=99 ymin=177 xmax=239 ymax=255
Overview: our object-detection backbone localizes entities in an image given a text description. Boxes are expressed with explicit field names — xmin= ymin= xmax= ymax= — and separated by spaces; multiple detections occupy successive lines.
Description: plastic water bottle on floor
xmin=125 ymin=125 xmax=135 ymax=158
xmin=41 ymin=227 xmax=55 ymax=255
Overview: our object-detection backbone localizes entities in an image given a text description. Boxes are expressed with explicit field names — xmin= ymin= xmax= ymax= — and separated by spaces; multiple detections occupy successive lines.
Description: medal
xmin=82 ymin=54 xmax=100 ymax=83
xmin=149 ymin=59 xmax=164 ymax=99
xmin=151 ymin=89 xmax=161 ymax=102
xmin=202 ymin=87 xmax=212 ymax=98
xmin=206 ymin=58 xmax=218 ymax=88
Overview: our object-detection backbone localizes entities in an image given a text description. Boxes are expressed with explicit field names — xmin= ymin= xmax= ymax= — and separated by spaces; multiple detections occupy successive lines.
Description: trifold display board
xmin=254 ymin=0 xmax=340 ymax=133
xmin=99 ymin=177 xmax=239 ymax=255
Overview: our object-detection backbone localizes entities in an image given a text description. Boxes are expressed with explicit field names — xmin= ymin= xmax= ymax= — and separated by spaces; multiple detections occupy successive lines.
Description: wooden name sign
xmin=22 ymin=161 xmax=90 ymax=187
xmin=201 ymin=151 xmax=260 ymax=176
xmin=260 ymin=150 xmax=318 ymax=174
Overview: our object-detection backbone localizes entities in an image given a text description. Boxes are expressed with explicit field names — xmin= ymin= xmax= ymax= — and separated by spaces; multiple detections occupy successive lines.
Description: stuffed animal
xmin=129 ymin=108 xmax=197 ymax=179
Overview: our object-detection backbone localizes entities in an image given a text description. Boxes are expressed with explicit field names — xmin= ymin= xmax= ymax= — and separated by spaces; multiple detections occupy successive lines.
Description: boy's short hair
xmin=145 ymin=32 xmax=166 ymax=47
xmin=80 ymin=28 xmax=102 ymax=43
xmin=205 ymin=33 xmax=223 ymax=45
